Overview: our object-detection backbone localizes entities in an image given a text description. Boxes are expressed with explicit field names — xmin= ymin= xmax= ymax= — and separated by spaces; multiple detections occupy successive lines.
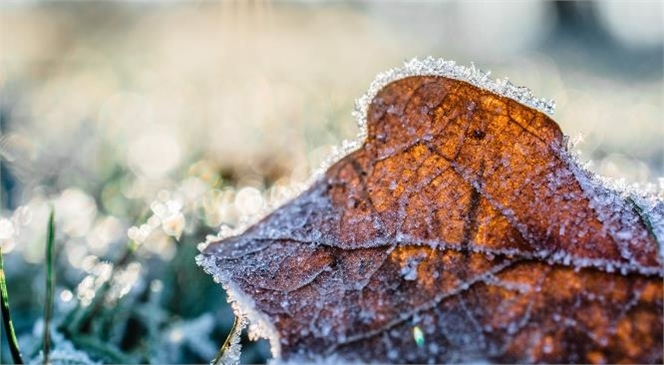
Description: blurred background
xmin=0 ymin=1 xmax=662 ymax=363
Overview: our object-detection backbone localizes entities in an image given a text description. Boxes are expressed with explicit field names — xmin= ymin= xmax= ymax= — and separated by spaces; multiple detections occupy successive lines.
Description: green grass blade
xmin=0 ymin=249 xmax=24 ymax=364
xmin=43 ymin=208 xmax=55 ymax=365
xmin=212 ymin=315 xmax=239 ymax=365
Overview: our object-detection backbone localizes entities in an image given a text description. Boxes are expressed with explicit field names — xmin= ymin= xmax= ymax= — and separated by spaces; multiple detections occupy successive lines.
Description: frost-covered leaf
xmin=198 ymin=58 xmax=663 ymax=364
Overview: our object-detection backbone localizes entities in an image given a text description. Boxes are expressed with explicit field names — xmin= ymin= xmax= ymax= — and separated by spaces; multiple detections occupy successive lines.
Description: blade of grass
xmin=43 ymin=208 xmax=55 ymax=365
xmin=0 ymin=249 xmax=24 ymax=364
xmin=211 ymin=314 xmax=249 ymax=365
xmin=212 ymin=315 xmax=239 ymax=365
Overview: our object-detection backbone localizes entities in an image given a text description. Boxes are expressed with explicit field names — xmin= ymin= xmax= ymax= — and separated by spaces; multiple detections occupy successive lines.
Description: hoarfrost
xmin=400 ymin=255 xmax=425 ymax=281
xmin=400 ymin=263 xmax=419 ymax=281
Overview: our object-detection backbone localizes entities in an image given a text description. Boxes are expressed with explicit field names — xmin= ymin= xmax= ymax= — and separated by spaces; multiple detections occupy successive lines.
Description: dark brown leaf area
xmin=203 ymin=76 xmax=663 ymax=363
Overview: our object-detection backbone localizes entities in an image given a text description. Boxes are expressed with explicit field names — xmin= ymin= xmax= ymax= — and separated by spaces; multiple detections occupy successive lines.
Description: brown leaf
xmin=199 ymin=63 xmax=663 ymax=363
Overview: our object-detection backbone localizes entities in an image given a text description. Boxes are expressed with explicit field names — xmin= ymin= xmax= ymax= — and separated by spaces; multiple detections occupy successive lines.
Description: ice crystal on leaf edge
xmin=195 ymin=57 xmax=664 ymax=363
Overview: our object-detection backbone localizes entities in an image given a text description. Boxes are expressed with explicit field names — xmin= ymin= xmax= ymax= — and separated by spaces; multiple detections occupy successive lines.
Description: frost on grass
xmin=28 ymin=349 xmax=99 ymax=365
xmin=215 ymin=314 xmax=248 ymax=365
xmin=197 ymin=58 xmax=663 ymax=363
xmin=24 ymin=329 xmax=100 ymax=365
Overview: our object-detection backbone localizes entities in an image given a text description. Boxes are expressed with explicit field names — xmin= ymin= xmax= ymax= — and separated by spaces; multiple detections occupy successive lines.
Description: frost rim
xmin=354 ymin=57 xmax=556 ymax=140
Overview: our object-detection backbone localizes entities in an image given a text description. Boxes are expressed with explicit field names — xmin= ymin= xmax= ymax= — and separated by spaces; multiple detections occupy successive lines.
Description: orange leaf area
xmin=201 ymin=75 xmax=663 ymax=363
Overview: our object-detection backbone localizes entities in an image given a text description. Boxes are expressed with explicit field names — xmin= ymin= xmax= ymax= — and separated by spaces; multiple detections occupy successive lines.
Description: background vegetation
xmin=1 ymin=1 xmax=662 ymax=363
